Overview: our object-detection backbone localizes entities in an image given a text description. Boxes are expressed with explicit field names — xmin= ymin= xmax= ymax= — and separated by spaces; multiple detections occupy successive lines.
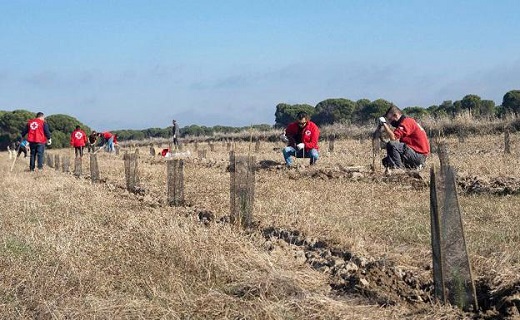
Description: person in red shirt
xmin=98 ymin=131 xmax=116 ymax=152
xmin=282 ymin=111 xmax=320 ymax=167
xmin=20 ymin=112 xmax=52 ymax=171
xmin=70 ymin=125 xmax=88 ymax=159
xmin=378 ymin=105 xmax=430 ymax=170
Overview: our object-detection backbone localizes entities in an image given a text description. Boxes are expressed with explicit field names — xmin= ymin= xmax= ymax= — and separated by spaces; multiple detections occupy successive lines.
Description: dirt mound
xmin=261 ymin=226 xmax=520 ymax=318
xmin=262 ymin=227 xmax=433 ymax=308
xmin=457 ymin=175 xmax=520 ymax=196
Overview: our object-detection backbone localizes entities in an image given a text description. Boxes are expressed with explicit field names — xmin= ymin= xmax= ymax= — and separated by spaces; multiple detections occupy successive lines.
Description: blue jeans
xmin=383 ymin=141 xmax=426 ymax=169
xmin=105 ymin=136 xmax=114 ymax=152
xmin=283 ymin=146 xmax=319 ymax=166
xmin=29 ymin=142 xmax=45 ymax=171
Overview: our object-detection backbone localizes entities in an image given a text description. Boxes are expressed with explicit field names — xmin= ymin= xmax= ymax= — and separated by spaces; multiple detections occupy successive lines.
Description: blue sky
xmin=1 ymin=1 xmax=519 ymax=130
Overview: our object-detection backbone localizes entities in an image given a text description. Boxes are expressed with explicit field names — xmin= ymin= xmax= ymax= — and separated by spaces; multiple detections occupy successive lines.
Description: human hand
xmin=378 ymin=117 xmax=386 ymax=126
xmin=46 ymin=138 xmax=52 ymax=146
xmin=296 ymin=143 xmax=305 ymax=150
xmin=280 ymin=133 xmax=288 ymax=143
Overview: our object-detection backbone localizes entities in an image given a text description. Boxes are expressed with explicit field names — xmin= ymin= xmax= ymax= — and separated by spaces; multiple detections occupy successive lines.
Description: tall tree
xmin=0 ymin=109 xmax=35 ymax=149
xmin=403 ymin=106 xmax=428 ymax=119
xmin=355 ymin=99 xmax=394 ymax=124
xmin=313 ymin=98 xmax=356 ymax=125
xmin=480 ymin=100 xmax=496 ymax=117
xmin=460 ymin=94 xmax=482 ymax=116
xmin=502 ymin=90 xmax=520 ymax=114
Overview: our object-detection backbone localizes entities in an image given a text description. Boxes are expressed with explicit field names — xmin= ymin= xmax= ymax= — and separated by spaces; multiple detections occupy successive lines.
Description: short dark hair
xmin=296 ymin=111 xmax=308 ymax=120
xmin=75 ymin=125 xmax=81 ymax=130
xmin=385 ymin=105 xmax=402 ymax=117
xmin=36 ymin=112 xmax=44 ymax=118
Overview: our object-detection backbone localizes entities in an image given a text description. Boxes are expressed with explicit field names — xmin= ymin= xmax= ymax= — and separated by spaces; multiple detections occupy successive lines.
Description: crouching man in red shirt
xmin=378 ymin=105 xmax=430 ymax=170
xmin=282 ymin=111 xmax=320 ymax=167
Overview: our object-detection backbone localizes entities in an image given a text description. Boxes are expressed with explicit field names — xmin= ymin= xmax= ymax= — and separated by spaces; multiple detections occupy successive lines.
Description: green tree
xmin=436 ymin=100 xmax=459 ymax=117
xmin=0 ymin=109 xmax=35 ymax=149
xmin=453 ymin=100 xmax=462 ymax=115
xmin=502 ymin=90 xmax=520 ymax=114
xmin=426 ymin=104 xmax=441 ymax=117
xmin=183 ymin=125 xmax=214 ymax=137
xmin=353 ymin=99 xmax=371 ymax=123
xmin=460 ymin=94 xmax=482 ymax=116
xmin=214 ymin=125 xmax=240 ymax=134
xmin=143 ymin=127 xmax=167 ymax=138
xmin=480 ymin=100 xmax=496 ymax=117
xmin=313 ymin=98 xmax=356 ymax=125
xmin=403 ymin=106 xmax=428 ymax=119
xmin=274 ymin=103 xmax=315 ymax=127
xmin=46 ymin=114 xmax=90 ymax=134
xmin=48 ymin=130 xmax=68 ymax=149
xmin=355 ymin=99 xmax=394 ymax=124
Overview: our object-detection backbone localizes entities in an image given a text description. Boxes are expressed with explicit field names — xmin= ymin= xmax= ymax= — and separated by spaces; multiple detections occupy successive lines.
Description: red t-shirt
xmin=393 ymin=117 xmax=430 ymax=155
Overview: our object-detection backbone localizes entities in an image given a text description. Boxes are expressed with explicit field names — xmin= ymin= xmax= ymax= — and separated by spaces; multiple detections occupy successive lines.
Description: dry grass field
xmin=1 ymin=132 xmax=520 ymax=319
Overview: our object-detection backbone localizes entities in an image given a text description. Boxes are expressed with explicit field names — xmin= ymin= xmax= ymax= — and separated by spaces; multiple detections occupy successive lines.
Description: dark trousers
xmin=383 ymin=141 xmax=426 ymax=169
xmin=29 ymin=142 xmax=45 ymax=171
xmin=75 ymin=146 xmax=84 ymax=158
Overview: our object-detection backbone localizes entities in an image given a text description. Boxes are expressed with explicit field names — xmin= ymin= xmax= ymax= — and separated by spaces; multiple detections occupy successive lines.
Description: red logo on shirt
xmin=30 ymin=121 xmax=39 ymax=130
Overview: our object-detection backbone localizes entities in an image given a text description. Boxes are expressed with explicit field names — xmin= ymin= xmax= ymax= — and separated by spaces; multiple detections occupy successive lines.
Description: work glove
xmin=296 ymin=143 xmax=305 ymax=150
xmin=378 ymin=117 xmax=387 ymax=126
xmin=46 ymin=138 xmax=52 ymax=146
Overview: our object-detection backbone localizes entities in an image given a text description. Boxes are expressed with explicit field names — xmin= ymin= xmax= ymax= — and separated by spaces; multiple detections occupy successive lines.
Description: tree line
xmin=1 ymin=90 xmax=519 ymax=150
xmin=275 ymin=90 xmax=520 ymax=126
xmin=0 ymin=109 xmax=273 ymax=150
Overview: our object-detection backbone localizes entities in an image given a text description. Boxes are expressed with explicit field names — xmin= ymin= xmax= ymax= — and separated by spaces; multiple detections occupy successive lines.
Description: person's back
xmin=71 ymin=127 xmax=87 ymax=147
xmin=100 ymin=131 xmax=115 ymax=152
xmin=26 ymin=117 xmax=48 ymax=144
xmin=71 ymin=126 xmax=88 ymax=158
xmin=20 ymin=112 xmax=51 ymax=171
